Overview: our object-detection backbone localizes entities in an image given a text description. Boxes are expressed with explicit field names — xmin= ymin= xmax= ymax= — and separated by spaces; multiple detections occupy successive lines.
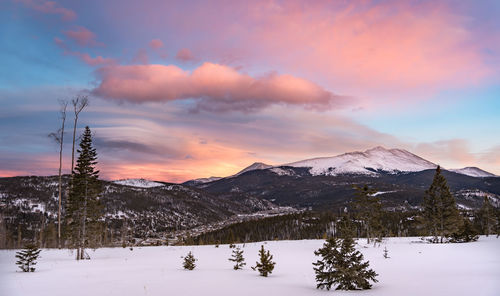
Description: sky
xmin=1 ymin=0 xmax=499 ymax=182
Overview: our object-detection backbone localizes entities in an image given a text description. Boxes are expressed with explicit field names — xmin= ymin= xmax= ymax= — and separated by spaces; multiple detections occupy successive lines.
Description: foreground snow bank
xmin=1 ymin=237 xmax=499 ymax=296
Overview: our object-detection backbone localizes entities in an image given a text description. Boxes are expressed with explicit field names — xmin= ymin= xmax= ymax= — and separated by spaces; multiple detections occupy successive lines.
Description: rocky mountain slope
xmin=0 ymin=175 xmax=282 ymax=248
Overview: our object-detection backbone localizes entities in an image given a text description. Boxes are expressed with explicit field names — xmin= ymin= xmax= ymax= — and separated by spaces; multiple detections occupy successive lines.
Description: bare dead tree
xmin=48 ymin=100 xmax=68 ymax=248
xmin=71 ymin=96 xmax=89 ymax=174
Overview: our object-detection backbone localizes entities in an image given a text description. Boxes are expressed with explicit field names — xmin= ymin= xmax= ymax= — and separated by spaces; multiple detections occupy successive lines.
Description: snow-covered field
xmin=1 ymin=237 xmax=499 ymax=296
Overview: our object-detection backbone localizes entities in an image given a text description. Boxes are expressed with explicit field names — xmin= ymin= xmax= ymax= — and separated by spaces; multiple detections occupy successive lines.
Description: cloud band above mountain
xmin=92 ymin=62 xmax=348 ymax=112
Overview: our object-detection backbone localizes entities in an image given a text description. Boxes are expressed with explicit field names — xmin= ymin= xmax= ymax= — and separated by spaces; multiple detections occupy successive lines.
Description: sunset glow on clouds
xmin=1 ymin=0 xmax=499 ymax=182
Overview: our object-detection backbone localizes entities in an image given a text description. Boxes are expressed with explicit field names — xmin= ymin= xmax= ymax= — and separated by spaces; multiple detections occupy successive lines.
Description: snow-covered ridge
xmin=112 ymin=178 xmax=164 ymax=188
xmin=188 ymin=147 xmax=496 ymax=181
xmin=235 ymin=162 xmax=273 ymax=176
xmin=285 ymin=146 xmax=437 ymax=176
xmin=189 ymin=176 xmax=223 ymax=184
xmin=449 ymin=167 xmax=496 ymax=178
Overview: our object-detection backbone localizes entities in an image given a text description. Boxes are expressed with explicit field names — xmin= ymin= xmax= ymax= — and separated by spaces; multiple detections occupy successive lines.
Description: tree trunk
xmin=55 ymin=102 xmax=67 ymax=249
xmin=71 ymin=115 xmax=78 ymax=174
xmin=81 ymin=179 xmax=88 ymax=260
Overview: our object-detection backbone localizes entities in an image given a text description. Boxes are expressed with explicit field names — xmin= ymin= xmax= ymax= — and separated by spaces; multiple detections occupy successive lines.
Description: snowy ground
xmin=1 ymin=236 xmax=499 ymax=296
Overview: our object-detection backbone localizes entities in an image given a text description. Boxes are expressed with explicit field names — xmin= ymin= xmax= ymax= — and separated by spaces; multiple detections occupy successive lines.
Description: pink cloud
xmin=54 ymin=37 xmax=115 ymax=66
xmin=414 ymin=139 xmax=476 ymax=168
xmin=175 ymin=48 xmax=195 ymax=62
xmin=16 ymin=0 xmax=76 ymax=21
xmin=149 ymin=39 xmax=167 ymax=59
xmin=79 ymin=53 xmax=115 ymax=66
xmin=92 ymin=62 xmax=347 ymax=112
xmin=64 ymin=26 xmax=100 ymax=46
xmin=149 ymin=39 xmax=164 ymax=49
xmin=150 ymin=0 xmax=493 ymax=96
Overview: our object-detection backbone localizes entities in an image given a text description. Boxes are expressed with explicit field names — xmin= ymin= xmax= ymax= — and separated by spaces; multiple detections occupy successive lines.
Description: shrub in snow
xmin=252 ymin=245 xmax=275 ymax=277
xmin=182 ymin=251 xmax=197 ymax=270
xmin=313 ymin=237 xmax=378 ymax=290
xmin=16 ymin=244 xmax=41 ymax=272
xmin=228 ymin=246 xmax=246 ymax=270
xmin=450 ymin=218 xmax=479 ymax=243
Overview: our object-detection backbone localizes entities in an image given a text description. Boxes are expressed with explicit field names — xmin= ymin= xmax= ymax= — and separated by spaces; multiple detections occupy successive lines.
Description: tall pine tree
xmin=422 ymin=166 xmax=462 ymax=243
xmin=352 ymin=185 xmax=383 ymax=243
xmin=66 ymin=126 xmax=103 ymax=260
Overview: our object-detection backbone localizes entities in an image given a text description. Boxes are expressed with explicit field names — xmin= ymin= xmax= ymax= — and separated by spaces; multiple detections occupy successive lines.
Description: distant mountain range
xmin=185 ymin=146 xmax=496 ymax=185
xmin=1 ymin=146 xmax=498 ymax=248
xmin=184 ymin=146 xmax=499 ymax=210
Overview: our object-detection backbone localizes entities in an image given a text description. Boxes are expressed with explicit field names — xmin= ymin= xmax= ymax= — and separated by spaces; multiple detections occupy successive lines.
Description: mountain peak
xmin=286 ymin=147 xmax=437 ymax=176
xmin=365 ymin=146 xmax=389 ymax=153
xmin=235 ymin=162 xmax=273 ymax=176
xmin=449 ymin=167 xmax=496 ymax=178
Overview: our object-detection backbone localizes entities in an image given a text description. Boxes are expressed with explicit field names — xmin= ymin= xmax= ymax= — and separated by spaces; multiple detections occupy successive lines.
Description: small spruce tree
xmin=15 ymin=244 xmax=41 ymax=272
xmin=229 ymin=246 xmax=246 ymax=270
xmin=252 ymin=245 xmax=275 ymax=277
xmin=313 ymin=236 xmax=378 ymax=290
xmin=182 ymin=251 xmax=197 ymax=270
xmin=383 ymin=246 xmax=389 ymax=259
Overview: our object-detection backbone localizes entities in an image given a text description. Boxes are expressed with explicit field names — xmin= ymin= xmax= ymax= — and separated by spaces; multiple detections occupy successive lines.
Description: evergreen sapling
xmin=182 ymin=251 xmax=197 ymax=270
xmin=229 ymin=246 xmax=246 ymax=270
xmin=313 ymin=236 xmax=378 ymax=290
xmin=252 ymin=245 xmax=275 ymax=277
xmin=15 ymin=244 xmax=41 ymax=272
xmin=383 ymin=246 xmax=389 ymax=259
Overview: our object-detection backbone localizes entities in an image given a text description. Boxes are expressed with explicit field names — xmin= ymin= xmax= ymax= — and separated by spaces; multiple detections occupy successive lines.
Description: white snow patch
xmin=269 ymin=167 xmax=295 ymax=176
xmin=371 ymin=191 xmax=397 ymax=196
xmin=113 ymin=178 xmax=164 ymax=188
xmin=457 ymin=204 xmax=472 ymax=210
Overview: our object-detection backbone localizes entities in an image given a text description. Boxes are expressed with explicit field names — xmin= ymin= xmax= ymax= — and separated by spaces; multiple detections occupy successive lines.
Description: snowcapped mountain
xmin=235 ymin=162 xmax=273 ymax=176
xmin=285 ymin=146 xmax=437 ymax=176
xmin=449 ymin=167 xmax=496 ymax=178
xmin=186 ymin=146 xmax=497 ymax=184
xmin=112 ymin=178 xmax=165 ymax=188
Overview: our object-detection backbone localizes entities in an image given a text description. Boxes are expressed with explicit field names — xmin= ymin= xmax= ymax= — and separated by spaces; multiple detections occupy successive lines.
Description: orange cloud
xmin=92 ymin=62 xmax=348 ymax=112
